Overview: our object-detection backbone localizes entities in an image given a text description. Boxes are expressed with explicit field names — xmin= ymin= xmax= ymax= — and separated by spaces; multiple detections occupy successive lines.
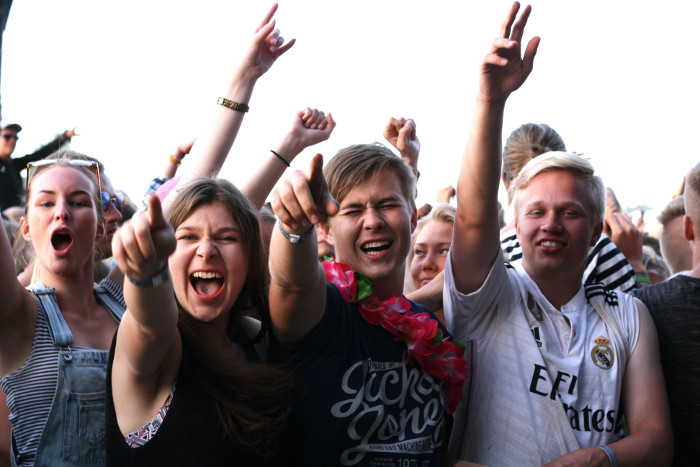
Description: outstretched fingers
xmin=256 ymin=3 xmax=279 ymax=33
xmin=499 ymin=1 xmax=521 ymax=39
xmin=509 ymin=3 xmax=531 ymax=44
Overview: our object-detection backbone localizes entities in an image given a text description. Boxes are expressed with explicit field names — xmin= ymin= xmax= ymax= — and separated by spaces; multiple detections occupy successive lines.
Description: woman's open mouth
xmin=51 ymin=229 xmax=73 ymax=254
xmin=189 ymin=271 xmax=225 ymax=299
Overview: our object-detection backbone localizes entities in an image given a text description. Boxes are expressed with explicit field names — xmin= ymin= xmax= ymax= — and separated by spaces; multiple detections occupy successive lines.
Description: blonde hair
xmin=511 ymin=151 xmax=605 ymax=224
xmin=503 ymin=123 xmax=566 ymax=200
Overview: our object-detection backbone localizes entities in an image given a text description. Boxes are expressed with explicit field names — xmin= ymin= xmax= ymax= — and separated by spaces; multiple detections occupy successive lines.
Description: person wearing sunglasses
xmin=0 ymin=123 xmax=78 ymax=213
xmin=0 ymin=155 xmax=125 ymax=467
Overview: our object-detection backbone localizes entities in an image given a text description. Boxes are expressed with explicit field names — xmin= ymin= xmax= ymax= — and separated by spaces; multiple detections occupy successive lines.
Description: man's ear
xmin=319 ymin=221 xmax=334 ymax=246
xmin=19 ymin=216 xmax=31 ymax=241
xmin=410 ymin=205 xmax=418 ymax=233
xmin=684 ymin=215 xmax=695 ymax=242
xmin=95 ymin=219 xmax=106 ymax=243
xmin=591 ymin=221 xmax=604 ymax=246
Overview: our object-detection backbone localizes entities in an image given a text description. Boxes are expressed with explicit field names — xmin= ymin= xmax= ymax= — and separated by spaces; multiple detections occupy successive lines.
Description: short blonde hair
xmin=511 ymin=151 xmax=605 ymax=224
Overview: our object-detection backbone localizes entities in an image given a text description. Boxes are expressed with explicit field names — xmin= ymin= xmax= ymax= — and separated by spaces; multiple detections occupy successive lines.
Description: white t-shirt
xmin=444 ymin=252 xmax=640 ymax=466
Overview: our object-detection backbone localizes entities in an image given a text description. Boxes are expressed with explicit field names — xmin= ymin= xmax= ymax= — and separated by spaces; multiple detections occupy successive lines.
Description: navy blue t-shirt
xmin=272 ymin=283 xmax=449 ymax=467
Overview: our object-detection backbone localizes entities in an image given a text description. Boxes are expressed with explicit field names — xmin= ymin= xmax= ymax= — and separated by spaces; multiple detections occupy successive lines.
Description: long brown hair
xmin=166 ymin=178 xmax=293 ymax=456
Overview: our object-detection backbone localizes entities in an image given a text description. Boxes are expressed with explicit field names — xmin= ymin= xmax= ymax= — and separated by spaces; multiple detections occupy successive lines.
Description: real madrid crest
xmin=591 ymin=336 xmax=614 ymax=370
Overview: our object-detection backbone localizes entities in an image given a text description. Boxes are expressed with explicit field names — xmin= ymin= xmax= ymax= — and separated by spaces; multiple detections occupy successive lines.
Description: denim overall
xmin=11 ymin=284 xmax=123 ymax=467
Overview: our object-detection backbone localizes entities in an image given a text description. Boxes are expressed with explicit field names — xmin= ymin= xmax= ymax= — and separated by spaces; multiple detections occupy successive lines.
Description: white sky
xmin=3 ymin=0 xmax=699 ymax=228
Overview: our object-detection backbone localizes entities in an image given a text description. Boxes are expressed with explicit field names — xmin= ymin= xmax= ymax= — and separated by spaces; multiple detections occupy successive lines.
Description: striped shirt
xmin=0 ymin=279 xmax=124 ymax=467
xmin=500 ymin=230 xmax=636 ymax=292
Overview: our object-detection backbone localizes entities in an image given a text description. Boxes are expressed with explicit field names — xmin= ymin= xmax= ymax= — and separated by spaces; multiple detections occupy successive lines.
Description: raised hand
xmin=479 ymin=2 xmax=540 ymax=103
xmin=271 ymin=154 xmax=338 ymax=232
xmin=383 ymin=117 xmax=420 ymax=172
xmin=604 ymin=211 xmax=644 ymax=271
xmin=112 ymin=196 xmax=176 ymax=282
xmin=436 ymin=185 xmax=456 ymax=204
xmin=285 ymin=108 xmax=336 ymax=156
xmin=242 ymin=3 xmax=296 ymax=80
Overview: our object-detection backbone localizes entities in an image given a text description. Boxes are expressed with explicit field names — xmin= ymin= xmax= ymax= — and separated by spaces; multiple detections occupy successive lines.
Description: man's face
xmin=0 ymin=130 xmax=18 ymax=159
xmin=325 ymin=169 xmax=416 ymax=298
xmin=97 ymin=173 xmax=123 ymax=259
xmin=515 ymin=170 xmax=602 ymax=288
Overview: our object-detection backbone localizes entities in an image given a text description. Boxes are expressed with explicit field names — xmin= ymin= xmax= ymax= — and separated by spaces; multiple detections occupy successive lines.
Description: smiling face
xmin=326 ymin=169 xmax=416 ymax=298
xmin=410 ymin=219 xmax=453 ymax=289
xmin=169 ymin=202 xmax=249 ymax=328
xmin=21 ymin=166 xmax=102 ymax=278
xmin=515 ymin=170 xmax=602 ymax=289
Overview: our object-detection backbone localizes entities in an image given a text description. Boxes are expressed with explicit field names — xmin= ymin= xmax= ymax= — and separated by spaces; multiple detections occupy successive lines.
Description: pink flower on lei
xmin=322 ymin=259 xmax=357 ymax=302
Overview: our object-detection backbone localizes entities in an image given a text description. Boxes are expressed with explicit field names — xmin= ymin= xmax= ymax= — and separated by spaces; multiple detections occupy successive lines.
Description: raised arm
xmin=110 ymin=196 xmax=180 ymax=434
xmin=269 ymin=154 xmax=339 ymax=344
xmin=0 ymin=216 xmax=34 ymax=378
xmin=177 ymin=4 xmax=295 ymax=186
xmin=451 ymin=2 xmax=539 ymax=294
xmin=242 ymin=107 xmax=335 ymax=210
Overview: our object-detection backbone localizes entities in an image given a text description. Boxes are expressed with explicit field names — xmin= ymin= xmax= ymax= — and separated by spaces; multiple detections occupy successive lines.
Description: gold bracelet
xmin=217 ymin=97 xmax=249 ymax=113
xmin=168 ymin=155 xmax=182 ymax=166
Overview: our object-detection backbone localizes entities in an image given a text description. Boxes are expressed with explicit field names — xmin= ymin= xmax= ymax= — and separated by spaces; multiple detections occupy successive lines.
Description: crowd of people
xmin=0 ymin=2 xmax=697 ymax=466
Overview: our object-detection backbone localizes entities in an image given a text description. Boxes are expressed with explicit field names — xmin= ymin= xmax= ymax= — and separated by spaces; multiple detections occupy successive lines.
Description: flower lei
xmin=323 ymin=258 xmax=468 ymax=414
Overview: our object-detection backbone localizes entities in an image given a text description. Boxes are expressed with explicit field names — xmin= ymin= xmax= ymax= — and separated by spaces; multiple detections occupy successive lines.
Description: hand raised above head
xmin=112 ymin=196 xmax=175 ymax=282
xmin=479 ymin=2 xmax=540 ymax=103
xmin=286 ymin=108 xmax=336 ymax=155
xmin=383 ymin=117 xmax=420 ymax=168
xmin=271 ymin=154 xmax=338 ymax=233
xmin=243 ymin=3 xmax=296 ymax=80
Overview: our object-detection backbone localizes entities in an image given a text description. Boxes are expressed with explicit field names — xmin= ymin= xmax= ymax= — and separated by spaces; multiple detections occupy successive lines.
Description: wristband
xmin=217 ymin=97 xmax=249 ymax=113
xmin=635 ymin=272 xmax=651 ymax=284
xmin=270 ymin=150 xmax=290 ymax=168
xmin=127 ymin=264 xmax=170 ymax=288
xmin=596 ymin=445 xmax=618 ymax=467
xmin=278 ymin=219 xmax=314 ymax=245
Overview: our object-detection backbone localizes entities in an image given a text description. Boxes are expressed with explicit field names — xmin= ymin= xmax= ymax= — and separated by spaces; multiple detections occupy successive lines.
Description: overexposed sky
xmin=3 ymin=0 xmax=698 ymax=227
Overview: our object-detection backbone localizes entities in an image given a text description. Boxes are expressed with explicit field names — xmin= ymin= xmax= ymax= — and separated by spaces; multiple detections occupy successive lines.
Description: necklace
xmin=323 ymin=259 xmax=468 ymax=413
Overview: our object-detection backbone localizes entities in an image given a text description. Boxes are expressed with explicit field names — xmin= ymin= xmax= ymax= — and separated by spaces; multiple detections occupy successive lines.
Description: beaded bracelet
xmin=217 ymin=97 xmax=249 ymax=113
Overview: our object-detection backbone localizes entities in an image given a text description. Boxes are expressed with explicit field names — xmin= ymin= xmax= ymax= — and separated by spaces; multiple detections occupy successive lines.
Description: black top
xmin=105 ymin=336 xmax=286 ymax=466
xmin=270 ymin=283 xmax=449 ymax=467
xmin=632 ymin=274 xmax=700 ymax=467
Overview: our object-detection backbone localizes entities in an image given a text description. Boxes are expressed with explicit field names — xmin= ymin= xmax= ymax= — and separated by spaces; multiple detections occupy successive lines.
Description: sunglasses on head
xmin=26 ymin=159 xmax=101 ymax=194
xmin=101 ymin=192 xmax=125 ymax=213
xmin=2 ymin=134 xmax=18 ymax=141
